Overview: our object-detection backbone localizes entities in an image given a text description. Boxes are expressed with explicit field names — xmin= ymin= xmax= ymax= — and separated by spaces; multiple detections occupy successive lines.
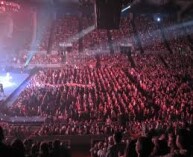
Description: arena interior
xmin=0 ymin=0 xmax=193 ymax=157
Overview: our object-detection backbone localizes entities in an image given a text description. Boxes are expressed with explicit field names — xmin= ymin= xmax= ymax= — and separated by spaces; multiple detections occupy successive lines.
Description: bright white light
xmin=157 ymin=17 xmax=161 ymax=22
xmin=66 ymin=25 xmax=96 ymax=44
xmin=121 ymin=5 xmax=131 ymax=13
xmin=6 ymin=72 xmax=12 ymax=81
xmin=0 ymin=73 xmax=15 ymax=88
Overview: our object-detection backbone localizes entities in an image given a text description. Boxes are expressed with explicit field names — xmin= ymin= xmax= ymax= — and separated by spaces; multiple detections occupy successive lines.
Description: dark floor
xmin=71 ymin=145 xmax=90 ymax=157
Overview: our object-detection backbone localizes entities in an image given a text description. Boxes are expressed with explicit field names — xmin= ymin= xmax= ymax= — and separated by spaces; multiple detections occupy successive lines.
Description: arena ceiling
xmin=3 ymin=0 xmax=193 ymax=17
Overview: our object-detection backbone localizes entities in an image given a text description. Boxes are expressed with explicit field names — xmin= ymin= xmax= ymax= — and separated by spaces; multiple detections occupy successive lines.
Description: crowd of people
xmin=2 ymin=50 xmax=193 ymax=134
xmin=132 ymin=53 xmax=193 ymax=122
xmin=52 ymin=16 xmax=79 ymax=52
xmin=8 ymin=15 xmax=137 ymax=65
xmin=8 ymin=14 xmax=193 ymax=67
xmin=1 ymin=121 xmax=193 ymax=157
xmin=8 ymin=53 xmax=145 ymax=123
xmin=1 ymin=12 xmax=193 ymax=157
xmin=12 ymin=53 xmax=63 ymax=65
xmin=91 ymin=122 xmax=193 ymax=157
xmin=0 ymin=125 xmax=71 ymax=157
xmin=134 ymin=15 xmax=168 ymax=53
xmin=161 ymin=17 xmax=192 ymax=54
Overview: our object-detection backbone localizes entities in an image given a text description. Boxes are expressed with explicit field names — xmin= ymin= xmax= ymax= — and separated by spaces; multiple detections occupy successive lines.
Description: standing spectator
xmin=174 ymin=129 xmax=192 ymax=157
xmin=135 ymin=136 xmax=153 ymax=157
xmin=124 ymin=139 xmax=137 ymax=157
xmin=106 ymin=132 xmax=126 ymax=157
xmin=0 ymin=126 xmax=12 ymax=157
xmin=11 ymin=139 xmax=25 ymax=157
xmin=39 ymin=142 xmax=50 ymax=157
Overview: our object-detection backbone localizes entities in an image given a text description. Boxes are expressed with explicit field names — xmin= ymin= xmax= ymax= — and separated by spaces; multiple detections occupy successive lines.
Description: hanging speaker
xmin=95 ymin=0 xmax=122 ymax=29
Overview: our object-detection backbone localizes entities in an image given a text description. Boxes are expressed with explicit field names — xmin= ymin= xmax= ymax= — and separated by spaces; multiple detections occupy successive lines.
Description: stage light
xmin=6 ymin=72 xmax=12 ymax=82
xmin=121 ymin=5 xmax=131 ymax=13
xmin=65 ymin=25 xmax=96 ymax=44
xmin=157 ymin=17 xmax=161 ymax=22
xmin=0 ymin=73 xmax=15 ymax=88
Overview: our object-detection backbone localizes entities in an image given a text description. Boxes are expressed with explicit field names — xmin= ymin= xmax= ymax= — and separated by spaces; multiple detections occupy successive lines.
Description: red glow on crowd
xmin=0 ymin=0 xmax=20 ymax=13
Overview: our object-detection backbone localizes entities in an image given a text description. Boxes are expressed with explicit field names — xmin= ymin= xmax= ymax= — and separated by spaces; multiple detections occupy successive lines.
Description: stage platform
xmin=0 ymin=72 xmax=29 ymax=101
xmin=0 ymin=71 xmax=46 ymax=123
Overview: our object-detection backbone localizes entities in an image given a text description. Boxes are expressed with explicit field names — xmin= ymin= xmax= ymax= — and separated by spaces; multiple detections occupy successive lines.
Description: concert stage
xmin=0 ymin=71 xmax=46 ymax=123
xmin=0 ymin=72 xmax=29 ymax=102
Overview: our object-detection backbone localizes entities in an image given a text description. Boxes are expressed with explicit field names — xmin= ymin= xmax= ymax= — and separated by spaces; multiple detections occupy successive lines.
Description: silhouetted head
xmin=176 ymin=129 xmax=190 ymax=149
xmin=40 ymin=142 xmax=49 ymax=154
xmin=113 ymin=132 xmax=123 ymax=144
xmin=53 ymin=139 xmax=60 ymax=149
xmin=136 ymin=136 xmax=153 ymax=157
xmin=11 ymin=139 xmax=25 ymax=157
xmin=0 ymin=126 xmax=4 ymax=142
